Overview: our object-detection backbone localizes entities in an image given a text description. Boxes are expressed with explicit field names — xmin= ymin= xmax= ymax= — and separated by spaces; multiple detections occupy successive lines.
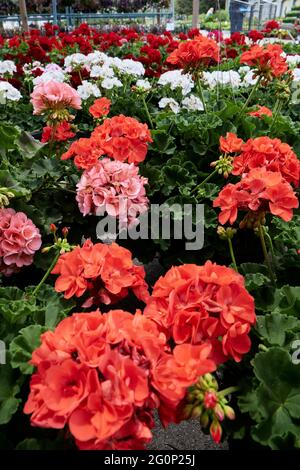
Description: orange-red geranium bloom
xmin=144 ymin=261 xmax=256 ymax=363
xmin=91 ymin=114 xmax=153 ymax=164
xmin=61 ymin=114 xmax=152 ymax=168
xmin=248 ymin=105 xmax=272 ymax=118
xmin=232 ymin=136 xmax=300 ymax=187
xmin=24 ymin=309 xmax=216 ymax=449
xmin=61 ymin=137 xmax=104 ymax=170
xmin=51 ymin=239 xmax=149 ymax=306
xmin=89 ymin=97 xmax=111 ymax=118
xmin=219 ymin=132 xmax=244 ymax=154
xmin=240 ymin=44 xmax=288 ymax=81
xmin=166 ymin=34 xmax=220 ymax=70
xmin=213 ymin=168 xmax=299 ymax=225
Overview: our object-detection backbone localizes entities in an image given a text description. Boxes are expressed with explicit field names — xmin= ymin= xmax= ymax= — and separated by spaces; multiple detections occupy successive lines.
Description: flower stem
xmin=228 ymin=238 xmax=238 ymax=272
xmin=192 ymin=168 xmax=218 ymax=195
xmin=197 ymin=77 xmax=207 ymax=114
xmin=239 ymin=75 xmax=262 ymax=117
xmin=141 ymin=94 xmax=154 ymax=129
xmin=258 ymin=223 xmax=276 ymax=285
xmin=269 ymin=99 xmax=282 ymax=135
xmin=264 ymin=230 xmax=276 ymax=267
xmin=32 ymin=250 xmax=60 ymax=297
xmin=218 ymin=386 xmax=240 ymax=397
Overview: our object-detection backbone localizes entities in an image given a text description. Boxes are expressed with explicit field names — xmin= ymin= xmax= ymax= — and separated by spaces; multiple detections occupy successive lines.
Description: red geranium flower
xmin=24 ymin=309 xmax=216 ymax=449
xmin=144 ymin=261 xmax=256 ymax=363
xmin=91 ymin=115 xmax=153 ymax=164
xmin=41 ymin=121 xmax=75 ymax=143
xmin=248 ymin=105 xmax=272 ymax=118
xmin=240 ymin=44 xmax=288 ymax=81
xmin=51 ymin=240 xmax=149 ymax=306
xmin=220 ymin=133 xmax=244 ymax=154
xmin=166 ymin=34 xmax=220 ymax=71
xmin=232 ymin=136 xmax=300 ymax=187
xmin=213 ymin=168 xmax=299 ymax=225
xmin=89 ymin=97 xmax=111 ymax=118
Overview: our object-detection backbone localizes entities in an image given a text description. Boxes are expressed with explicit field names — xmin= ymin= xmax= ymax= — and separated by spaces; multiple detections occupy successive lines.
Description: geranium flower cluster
xmin=30 ymin=80 xmax=82 ymax=117
xmin=231 ymin=135 xmax=300 ymax=187
xmin=51 ymin=239 xmax=149 ymax=306
xmin=41 ymin=121 xmax=75 ymax=143
xmin=62 ymin=114 xmax=153 ymax=168
xmin=166 ymin=34 xmax=220 ymax=71
xmin=24 ymin=309 xmax=216 ymax=449
xmin=240 ymin=44 xmax=288 ymax=82
xmin=76 ymin=158 xmax=148 ymax=227
xmin=213 ymin=168 xmax=299 ymax=225
xmin=0 ymin=208 xmax=41 ymax=276
xmin=144 ymin=261 xmax=256 ymax=363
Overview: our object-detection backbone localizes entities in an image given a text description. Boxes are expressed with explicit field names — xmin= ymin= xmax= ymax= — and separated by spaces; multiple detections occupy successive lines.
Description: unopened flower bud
xmin=62 ymin=227 xmax=69 ymax=238
xmin=210 ymin=419 xmax=222 ymax=444
xmin=224 ymin=405 xmax=235 ymax=420
xmin=182 ymin=404 xmax=194 ymax=420
xmin=191 ymin=405 xmax=202 ymax=418
xmin=214 ymin=404 xmax=225 ymax=421
xmin=41 ymin=246 xmax=52 ymax=254
xmin=200 ymin=411 xmax=210 ymax=428
xmin=49 ymin=223 xmax=57 ymax=234
xmin=204 ymin=391 xmax=218 ymax=409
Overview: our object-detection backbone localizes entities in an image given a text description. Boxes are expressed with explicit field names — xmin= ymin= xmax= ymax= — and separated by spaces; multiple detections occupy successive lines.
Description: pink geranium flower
xmin=0 ymin=208 xmax=42 ymax=276
xmin=76 ymin=158 xmax=148 ymax=227
xmin=30 ymin=80 xmax=81 ymax=115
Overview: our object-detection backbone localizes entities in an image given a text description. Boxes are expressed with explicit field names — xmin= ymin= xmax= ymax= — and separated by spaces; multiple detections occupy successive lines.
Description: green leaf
xmin=0 ymin=287 xmax=36 ymax=324
xmin=0 ymin=364 xmax=20 ymax=424
xmin=256 ymin=314 xmax=300 ymax=347
xmin=9 ymin=325 xmax=46 ymax=374
xmin=245 ymin=273 xmax=271 ymax=292
xmin=0 ymin=123 xmax=20 ymax=156
xmin=17 ymin=131 xmax=44 ymax=159
xmin=0 ymin=170 xmax=31 ymax=200
xmin=248 ymin=348 xmax=300 ymax=448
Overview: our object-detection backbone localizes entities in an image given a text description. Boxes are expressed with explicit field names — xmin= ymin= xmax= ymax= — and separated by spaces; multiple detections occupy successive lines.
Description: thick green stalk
xmin=197 ymin=77 xmax=207 ymax=114
xmin=258 ymin=223 xmax=276 ymax=284
xmin=141 ymin=94 xmax=154 ymax=129
xmin=32 ymin=250 xmax=60 ymax=297
xmin=218 ymin=386 xmax=240 ymax=397
xmin=192 ymin=169 xmax=218 ymax=195
xmin=238 ymin=75 xmax=262 ymax=117
xmin=228 ymin=238 xmax=238 ymax=272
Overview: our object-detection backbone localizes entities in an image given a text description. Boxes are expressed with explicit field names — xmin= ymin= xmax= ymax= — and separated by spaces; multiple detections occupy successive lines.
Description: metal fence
xmin=0 ymin=10 xmax=173 ymax=30
xmin=247 ymin=1 xmax=278 ymax=30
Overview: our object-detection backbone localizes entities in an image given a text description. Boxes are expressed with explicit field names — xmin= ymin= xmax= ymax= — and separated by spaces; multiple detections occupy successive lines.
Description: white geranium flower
xmin=0 ymin=60 xmax=17 ymax=76
xmin=77 ymin=80 xmax=101 ymax=100
xmin=158 ymin=97 xmax=180 ymax=114
xmin=135 ymin=79 xmax=152 ymax=91
xmin=101 ymin=77 xmax=123 ymax=89
xmin=293 ymin=68 xmax=300 ymax=81
xmin=158 ymin=70 xmax=194 ymax=96
xmin=0 ymin=82 xmax=22 ymax=102
xmin=242 ymin=70 xmax=258 ymax=87
xmin=203 ymin=71 xmax=241 ymax=88
xmin=119 ymin=59 xmax=145 ymax=77
xmin=86 ymin=51 xmax=109 ymax=66
xmin=238 ymin=66 xmax=251 ymax=75
xmin=64 ymin=53 xmax=87 ymax=69
xmin=33 ymin=64 xmax=66 ymax=85
xmin=182 ymin=94 xmax=204 ymax=111
xmin=286 ymin=55 xmax=300 ymax=67
xmin=90 ymin=65 xmax=115 ymax=79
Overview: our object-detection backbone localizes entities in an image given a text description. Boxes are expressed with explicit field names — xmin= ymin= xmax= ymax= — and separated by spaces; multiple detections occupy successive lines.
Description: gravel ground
xmin=149 ymin=417 xmax=228 ymax=450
